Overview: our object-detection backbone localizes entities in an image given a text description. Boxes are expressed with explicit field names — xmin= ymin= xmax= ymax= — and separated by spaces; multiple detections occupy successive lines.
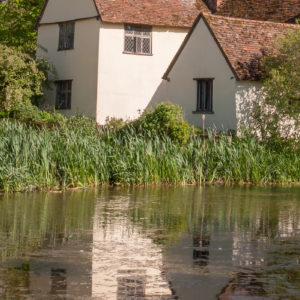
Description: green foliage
xmin=133 ymin=102 xmax=192 ymax=144
xmin=0 ymin=44 xmax=50 ymax=113
xmin=11 ymin=104 xmax=65 ymax=124
xmin=0 ymin=0 xmax=44 ymax=56
xmin=254 ymin=27 xmax=300 ymax=141
xmin=0 ymin=119 xmax=299 ymax=192
xmin=66 ymin=115 xmax=99 ymax=136
xmin=105 ymin=117 xmax=128 ymax=132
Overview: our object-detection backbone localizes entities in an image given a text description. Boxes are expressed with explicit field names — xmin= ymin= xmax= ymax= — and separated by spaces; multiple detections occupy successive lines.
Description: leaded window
xmin=55 ymin=80 xmax=72 ymax=109
xmin=196 ymin=79 xmax=213 ymax=113
xmin=58 ymin=22 xmax=75 ymax=50
xmin=124 ymin=25 xmax=152 ymax=55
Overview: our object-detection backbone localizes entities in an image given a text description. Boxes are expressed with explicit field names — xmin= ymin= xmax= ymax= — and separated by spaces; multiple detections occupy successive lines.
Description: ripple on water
xmin=0 ymin=186 xmax=299 ymax=299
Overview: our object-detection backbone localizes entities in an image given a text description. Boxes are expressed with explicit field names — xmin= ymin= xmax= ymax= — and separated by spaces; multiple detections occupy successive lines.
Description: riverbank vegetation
xmin=0 ymin=108 xmax=299 ymax=192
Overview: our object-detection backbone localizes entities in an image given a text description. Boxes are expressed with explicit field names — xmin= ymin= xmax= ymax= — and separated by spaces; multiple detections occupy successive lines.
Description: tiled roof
xmin=94 ymin=0 xmax=210 ymax=28
xmin=164 ymin=13 xmax=299 ymax=81
xmin=215 ymin=0 xmax=300 ymax=23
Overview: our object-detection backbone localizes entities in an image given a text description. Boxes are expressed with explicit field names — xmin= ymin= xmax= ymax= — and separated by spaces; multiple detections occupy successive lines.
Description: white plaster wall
xmin=235 ymin=81 xmax=263 ymax=132
xmin=151 ymin=18 xmax=237 ymax=131
xmin=37 ymin=18 xmax=100 ymax=118
xmin=236 ymin=81 xmax=300 ymax=139
xmin=96 ymin=23 xmax=188 ymax=124
xmin=40 ymin=0 xmax=98 ymax=23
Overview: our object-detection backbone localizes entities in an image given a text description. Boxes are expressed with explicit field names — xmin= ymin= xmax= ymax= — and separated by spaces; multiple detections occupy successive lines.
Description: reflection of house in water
xmin=231 ymin=207 xmax=300 ymax=268
xmin=50 ymin=268 xmax=67 ymax=296
xmin=92 ymin=199 xmax=174 ymax=299
xmin=232 ymin=232 xmax=266 ymax=267
xmin=0 ymin=197 xmax=174 ymax=299
xmin=192 ymin=235 xmax=210 ymax=267
xmin=1 ymin=190 xmax=300 ymax=299
xmin=0 ymin=241 xmax=93 ymax=299
xmin=278 ymin=209 xmax=300 ymax=238
xmin=117 ymin=270 xmax=147 ymax=299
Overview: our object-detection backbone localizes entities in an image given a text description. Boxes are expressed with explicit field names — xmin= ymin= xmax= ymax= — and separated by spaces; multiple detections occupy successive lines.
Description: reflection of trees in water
xmin=125 ymin=186 xmax=300 ymax=246
xmin=0 ymin=186 xmax=299 ymax=299
xmin=218 ymin=251 xmax=300 ymax=300
xmin=0 ymin=263 xmax=30 ymax=298
xmin=218 ymin=272 xmax=267 ymax=300
xmin=124 ymin=186 xmax=300 ymax=298
xmin=261 ymin=240 xmax=300 ymax=297
xmin=0 ymin=190 xmax=95 ymax=262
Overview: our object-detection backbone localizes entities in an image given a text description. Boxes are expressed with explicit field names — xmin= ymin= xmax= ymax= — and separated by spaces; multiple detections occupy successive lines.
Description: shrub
xmin=133 ymin=102 xmax=192 ymax=144
xmin=15 ymin=105 xmax=65 ymax=124
xmin=105 ymin=117 xmax=128 ymax=132
xmin=0 ymin=44 xmax=50 ymax=112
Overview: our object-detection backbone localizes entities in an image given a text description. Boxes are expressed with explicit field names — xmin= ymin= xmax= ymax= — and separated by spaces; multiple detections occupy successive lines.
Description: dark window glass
xmin=55 ymin=80 xmax=72 ymax=109
xmin=58 ymin=23 xmax=75 ymax=50
xmin=124 ymin=25 xmax=152 ymax=54
xmin=196 ymin=79 xmax=213 ymax=112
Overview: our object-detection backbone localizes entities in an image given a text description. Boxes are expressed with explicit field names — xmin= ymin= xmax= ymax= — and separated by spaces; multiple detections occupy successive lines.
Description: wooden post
xmin=202 ymin=114 xmax=206 ymax=139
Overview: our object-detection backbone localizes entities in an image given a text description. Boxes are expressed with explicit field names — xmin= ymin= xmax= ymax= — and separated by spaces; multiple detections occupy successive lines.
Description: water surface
xmin=0 ymin=186 xmax=299 ymax=299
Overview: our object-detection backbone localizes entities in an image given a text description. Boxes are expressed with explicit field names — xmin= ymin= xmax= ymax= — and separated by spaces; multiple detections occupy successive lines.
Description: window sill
xmin=192 ymin=111 xmax=214 ymax=114
xmin=57 ymin=48 xmax=74 ymax=51
xmin=123 ymin=51 xmax=153 ymax=56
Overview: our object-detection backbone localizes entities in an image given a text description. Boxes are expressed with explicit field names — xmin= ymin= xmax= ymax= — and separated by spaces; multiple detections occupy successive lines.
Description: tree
xmin=0 ymin=0 xmax=45 ymax=56
xmin=0 ymin=44 xmax=47 ymax=113
xmin=252 ymin=27 xmax=300 ymax=141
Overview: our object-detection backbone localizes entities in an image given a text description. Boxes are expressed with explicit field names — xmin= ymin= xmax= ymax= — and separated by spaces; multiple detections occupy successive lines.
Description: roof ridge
xmin=203 ymin=12 xmax=299 ymax=28
xmin=163 ymin=12 xmax=299 ymax=81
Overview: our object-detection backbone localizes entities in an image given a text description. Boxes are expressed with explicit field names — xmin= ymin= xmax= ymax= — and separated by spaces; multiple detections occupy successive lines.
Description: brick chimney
xmin=204 ymin=0 xmax=226 ymax=12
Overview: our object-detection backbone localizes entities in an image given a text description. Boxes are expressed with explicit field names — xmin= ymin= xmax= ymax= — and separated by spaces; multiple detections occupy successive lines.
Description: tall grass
xmin=0 ymin=119 xmax=299 ymax=192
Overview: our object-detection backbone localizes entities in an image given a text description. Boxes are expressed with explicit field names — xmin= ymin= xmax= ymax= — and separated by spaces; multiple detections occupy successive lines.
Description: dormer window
xmin=124 ymin=25 xmax=152 ymax=55
xmin=58 ymin=22 xmax=75 ymax=50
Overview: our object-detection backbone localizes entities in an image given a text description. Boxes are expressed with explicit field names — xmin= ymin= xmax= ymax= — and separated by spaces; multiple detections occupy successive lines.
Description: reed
xmin=0 ymin=119 xmax=298 ymax=192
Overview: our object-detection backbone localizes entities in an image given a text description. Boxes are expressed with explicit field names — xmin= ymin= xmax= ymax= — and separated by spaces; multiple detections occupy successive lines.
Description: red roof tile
xmin=94 ymin=0 xmax=210 ymax=28
xmin=215 ymin=0 xmax=300 ymax=23
xmin=164 ymin=14 xmax=299 ymax=80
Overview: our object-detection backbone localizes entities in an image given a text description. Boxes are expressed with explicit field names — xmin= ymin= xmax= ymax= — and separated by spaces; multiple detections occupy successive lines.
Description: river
xmin=0 ymin=186 xmax=299 ymax=299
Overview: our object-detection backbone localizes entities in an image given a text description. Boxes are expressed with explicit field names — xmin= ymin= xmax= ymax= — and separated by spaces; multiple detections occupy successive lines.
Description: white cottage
xmin=152 ymin=13 xmax=298 ymax=131
xmin=36 ymin=0 xmax=299 ymax=129
xmin=36 ymin=0 xmax=209 ymax=123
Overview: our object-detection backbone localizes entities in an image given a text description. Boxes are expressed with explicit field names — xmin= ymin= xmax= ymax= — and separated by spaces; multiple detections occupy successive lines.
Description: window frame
xmin=55 ymin=80 xmax=73 ymax=110
xmin=193 ymin=78 xmax=214 ymax=114
xmin=123 ymin=24 xmax=152 ymax=56
xmin=58 ymin=22 xmax=75 ymax=51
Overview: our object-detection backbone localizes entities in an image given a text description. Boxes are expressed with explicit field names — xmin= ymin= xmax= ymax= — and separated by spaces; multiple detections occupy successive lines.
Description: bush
xmin=0 ymin=44 xmax=50 ymax=112
xmin=105 ymin=117 xmax=128 ymax=132
xmin=15 ymin=105 xmax=65 ymax=124
xmin=133 ymin=102 xmax=192 ymax=144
